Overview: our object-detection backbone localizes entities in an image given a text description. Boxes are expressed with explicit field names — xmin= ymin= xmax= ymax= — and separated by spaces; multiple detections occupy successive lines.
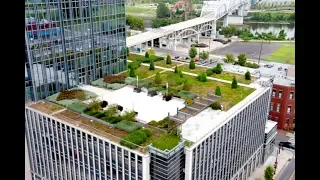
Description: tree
xmin=215 ymin=63 xmax=223 ymax=74
xmin=129 ymin=67 xmax=136 ymax=77
xmin=154 ymin=72 xmax=162 ymax=84
xmin=189 ymin=46 xmax=197 ymax=59
xmin=237 ymin=53 xmax=247 ymax=66
xmin=245 ymin=71 xmax=251 ymax=80
xmin=152 ymin=18 xmax=180 ymax=28
xmin=145 ymin=51 xmax=150 ymax=58
xmin=149 ymin=60 xmax=155 ymax=70
xmin=126 ymin=47 xmax=130 ymax=55
xmin=174 ymin=66 xmax=178 ymax=73
xmin=166 ymin=55 xmax=172 ymax=64
xmin=189 ymin=59 xmax=195 ymax=69
xmin=215 ymin=86 xmax=221 ymax=96
xmin=196 ymin=72 xmax=207 ymax=82
xmin=126 ymin=15 xmax=145 ymax=31
xmin=156 ymin=3 xmax=170 ymax=18
xmin=231 ymin=77 xmax=238 ymax=89
xmin=199 ymin=51 xmax=209 ymax=60
xmin=148 ymin=48 xmax=155 ymax=55
xmin=278 ymin=29 xmax=287 ymax=40
xmin=264 ymin=165 xmax=274 ymax=180
xmin=224 ymin=53 xmax=235 ymax=63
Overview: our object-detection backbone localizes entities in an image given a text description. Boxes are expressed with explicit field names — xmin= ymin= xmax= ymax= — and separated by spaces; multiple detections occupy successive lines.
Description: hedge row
xmin=56 ymin=89 xmax=86 ymax=101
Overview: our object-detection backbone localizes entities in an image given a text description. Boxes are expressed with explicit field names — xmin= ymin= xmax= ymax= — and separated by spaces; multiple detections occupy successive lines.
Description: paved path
xmin=276 ymin=158 xmax=295 ymax=180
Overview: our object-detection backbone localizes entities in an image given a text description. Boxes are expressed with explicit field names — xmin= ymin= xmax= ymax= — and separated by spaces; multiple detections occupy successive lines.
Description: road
xmin=276 ymin=158 xmax=295 ymax=180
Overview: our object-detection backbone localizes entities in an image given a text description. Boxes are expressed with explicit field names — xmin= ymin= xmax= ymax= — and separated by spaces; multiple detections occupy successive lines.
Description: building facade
xmin=262 ymin=120 xmax=277 ymax=163
xmin=25 ymin=0 xmax=127 ymax=102
xmin=184 ymin=88 xmax=272 ymax=180
xmin=269 ymin=83 xmax=295 ymax=130
xmin=25 ymin=107 xmax=150 ymax=180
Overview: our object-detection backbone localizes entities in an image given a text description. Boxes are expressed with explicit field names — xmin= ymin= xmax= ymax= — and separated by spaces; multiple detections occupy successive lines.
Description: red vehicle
xmin=194 ymin=58 xmax=199 ymax=62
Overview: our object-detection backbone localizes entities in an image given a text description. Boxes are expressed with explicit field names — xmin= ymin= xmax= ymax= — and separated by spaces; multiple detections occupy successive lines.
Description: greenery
xmin=166 ymin=55 xmax=172 ymax=64
xmin=231 ymin=77 xmax=238 ymax=89
xmin=104 ymin=74 xmax=127 ymax=84
xmin=148 ymin=117 xmax=169 ymax=129
xmin=145 ymin=51 xmax=150 ymax=58
xmin=154 ymin=72 xmax=162 ymax=84
xmin=237 ymin=53 xmax=247 ymax=66
xmin=149 ymin=60 xmax=155 ymax=70
xmin=115 ymin=120 xmax=142 ymax=133
xmin=245 ymin=62 xmax=260 ymax=68
xmin=128 ymin=53 xmax=145 ymax=61
xmin=106 ymin=83 xmax=126 ymax=90
xmin=265 ymin=44 xmax=295 ymax=64
xmin=148 ymin=48 xmax=156 ymax=56
xmin=264 ymin=165 xmax=274 ymax=180
xmin=126 ymin=15 xmax=145 ymax=31
xmin=130 ymin=67 xmax=136 ymax=77
xmin=182 ymin=79 xmax=192 ymax=91
xmin=206 ymin=69 xmax=213 ymax=76
xmin=189 ymin=59 xmax=196 ymax=69
xmin=189 ymin=46 xmax=198 ymax=59
xmin=67 ymin=102 xmax=88 ymax=113
xmin=245 ymin=71 xmax=251 ymax=80
xmin=152 ymin=18 xmax=181 ymax=28
xmin=125 ymin=77 xmax=137 ymax=84
xmin=210 ymin=102 xmax=222 ymax=110
xmin=199 ymin=51 xmax=209 ymax=60
xmin=215 ymin=86 xmax=221 ymax=96
xmin=133 ymin=66 xmax=162 ymax=79
xmin=57 ymin=89 xmax=86 ymax=101
xmin=91 ymin=78 xmax=105 ymax=87
xmin=126 ymin=47 xmax=130 ymax=54
xmin=245 ymin=12 xmax=295 ymax=23
xmin=156 ymin=2 xmax=170 ymax=18
xmin=174 ymin=66 xmax=179 ymax=73
xmin=178 ymin=90 xmax=196 ymax=99
xmin=152 ymin=134 xmax=181 ymax=150
xmin=214 ymin=63 xmax=223 ymax=74
xmin=220 ymin=25 xmax=237 ymax=38
xmin=196 ymin=72 xmax=207 ymax=82
xmin=120 ymin=128 xmax=152 ymax=149
xmin=223 ymin=53 xmax=235 ymax=63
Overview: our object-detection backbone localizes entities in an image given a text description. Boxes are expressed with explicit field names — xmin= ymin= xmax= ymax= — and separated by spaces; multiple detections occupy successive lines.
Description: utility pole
xmin=258 ymin=39 xmax=263 ymax=64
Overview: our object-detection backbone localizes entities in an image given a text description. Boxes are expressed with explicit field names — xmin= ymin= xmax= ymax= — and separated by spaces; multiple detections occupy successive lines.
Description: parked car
xmin=264 ymin=64 xmax=274 ymax=68
xmin=279 ymin=142 xmax=295 ymax=149
xmin=175 ymin=56 xmax=180 ymax=59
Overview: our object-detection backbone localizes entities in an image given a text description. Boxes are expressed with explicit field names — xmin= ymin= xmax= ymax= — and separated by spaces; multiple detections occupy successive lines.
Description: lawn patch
xmin=264 ymin=44 xmax=295 ymax=64
xmin=152 ymin=134 xmax=181 ymax=151
xmin=115 ymin=120 xmax=142 ymax=133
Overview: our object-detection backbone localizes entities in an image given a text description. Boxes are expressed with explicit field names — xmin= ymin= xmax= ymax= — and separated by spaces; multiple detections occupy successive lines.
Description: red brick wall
xmin=269 ymin=84 xmax=295 ymax=130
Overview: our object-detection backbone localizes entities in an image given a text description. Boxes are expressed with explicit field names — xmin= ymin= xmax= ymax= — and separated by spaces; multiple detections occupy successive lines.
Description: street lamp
xmin=258 ymin=39 xmax=263 ymax=64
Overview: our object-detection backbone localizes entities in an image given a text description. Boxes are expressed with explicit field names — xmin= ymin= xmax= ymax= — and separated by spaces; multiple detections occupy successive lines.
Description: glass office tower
xmin=25 ymin=0 xmax=127 ymax=102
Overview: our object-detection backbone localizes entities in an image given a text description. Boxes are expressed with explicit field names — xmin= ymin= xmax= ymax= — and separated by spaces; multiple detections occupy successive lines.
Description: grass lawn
xmin=154 ymin=60 xmax=182 ymax=68
xmin=179 ymin=64 xmax=208 ymax=74
xmin=264 ymin=44 xmax=295 ymax=64
xmin=128 ymin=53 xmax=145 ymax=61
xmin=126 ymin=5 xmax=157 ymax=17
xmin=133 ymin=65 xmax=162 ymax=79
xmin=213 ymin=72 xmax=254 ymax=85
xmin=151 ymin=134 xmax=181 ymax=150
xmin=146 ymin=71 xmax=255 ymax=110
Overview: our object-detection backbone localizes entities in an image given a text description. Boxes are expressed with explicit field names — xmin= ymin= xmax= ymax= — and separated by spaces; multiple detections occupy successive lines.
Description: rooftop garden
xmin=151 ymin=134 xmax=181 ymax=151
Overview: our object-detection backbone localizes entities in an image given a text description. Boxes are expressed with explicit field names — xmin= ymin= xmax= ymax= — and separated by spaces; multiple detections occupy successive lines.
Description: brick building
xmin=269 ymin=76 xmax=295 ymax=130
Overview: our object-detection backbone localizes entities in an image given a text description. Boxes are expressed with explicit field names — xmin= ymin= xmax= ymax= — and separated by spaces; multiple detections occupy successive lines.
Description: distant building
xmin=269 ymin=67 xmax=295 ymax=130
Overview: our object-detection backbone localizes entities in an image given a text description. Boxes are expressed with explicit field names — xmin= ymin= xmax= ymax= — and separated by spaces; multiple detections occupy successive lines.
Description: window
xmin=278 ymin=90 xmax=282 ymax=98
xmin=287 ymin=106 xmax=292 ymax=113
xmin=270 ymin=103 xmax=274 ymax=111
xmin=286 ymin=119 xmax=289 ymax=124
xmin=276 ymin=104 xmax=280 ymax=112
xmin=272 ymin=90 xmax=276 ymax=97
xmin=289 ymin=92 xmax=294 ymax=99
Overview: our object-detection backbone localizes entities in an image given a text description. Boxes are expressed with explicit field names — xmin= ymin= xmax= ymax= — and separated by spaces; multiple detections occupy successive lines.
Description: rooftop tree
xmin=231 ymin=77 xmax=238 ymax=89
xmin=166 ymin=55 xmax=172 ymax=64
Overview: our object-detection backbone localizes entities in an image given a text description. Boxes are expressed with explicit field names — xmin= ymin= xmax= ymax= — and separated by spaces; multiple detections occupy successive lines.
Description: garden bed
xmin=151 ymin=134 xmax=181 ymax=151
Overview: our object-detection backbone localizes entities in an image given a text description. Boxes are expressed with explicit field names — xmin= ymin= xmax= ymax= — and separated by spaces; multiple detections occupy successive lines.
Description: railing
xmin=148 ymin=139 xmax=185 ymax=159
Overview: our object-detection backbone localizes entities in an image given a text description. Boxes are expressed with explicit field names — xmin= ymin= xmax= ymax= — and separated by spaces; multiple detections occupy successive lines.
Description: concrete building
xmin=25 ymin=0 xmax=127 ymax=102
xmin=269 ymin=68 xmax=295 ymax=130
xmin=25 ymin=76 xmax=273 ymax=180
xmin=262 ymin=120 xmax=277 ymax=163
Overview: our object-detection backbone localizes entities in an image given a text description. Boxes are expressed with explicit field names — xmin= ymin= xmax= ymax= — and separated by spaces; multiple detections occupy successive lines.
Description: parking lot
xmin=213 ymin=42 xmax=282 ymax=59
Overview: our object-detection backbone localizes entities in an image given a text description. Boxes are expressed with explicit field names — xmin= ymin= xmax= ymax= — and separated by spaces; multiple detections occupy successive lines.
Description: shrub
xmin=155 ymin=72 xmax=162 ymax=84
xmin=129 ymin=67 xmax=136 ymax=77
xmin=125 ymin=77 xmax=137 ymax=85
xmin=158 ymin=117 xmax=168 ymax=128
xmin=149 ymin=60 xmax=155 ymax=70
xmin=189 ymin=59 xmax=195 ymax=69
xmin=178 ymin=90 xmax=196 ymax=99
xmin=245 ymin=71 xmax=251 ymax=80
xmin=86 ymin=100 xmax=103 ymax=111
xmin=56 ymin=89 xmax=86 ymax=101
xmin=91 ymin=78 xmax=105 ymax=87
xmin=115 ymin=120 xmax=142 ymax=133
xmin=122 ymin=110 xmax=136 ymax=121
xmin=148 ymin=120 xmax=159 ymax=126
xmin=166 ymin=55 xmax=172 ymax=64
xmin=245 ymin=62 xmax=260 ymax=68
xmin=189 ymin=46 xmax=197 ymax=59
xmin=223 ymin=53 xmax=235 ymax=63
xmin=128 ymin=61 xmax=141 ymax=69
xmin=231 ymin=77 xmax=238 ymax=89
xmin=210 ymin=102 xmax=222 ymax=110
xmin=185 ymin=98 xmax=193 ymax=105
xmin=174 ymin=66 xmax=178 ymax=73
xmin=117 ymin=105 xmax=123 ymax=111
xmin=137 ymin=55 xmax=164 ymax=63
xmin=237 ymin=53 xmax=247 ymax=66
xmin=182 ymin=80 xmax=192 ymax=91
xmin=101 ymin=116 xmax=122 ymax=124
xmin=106 ymin=83 xmax=126 ymax=90
xmin=196 ymin=72 xmax=207 ymax=82
xmin=148 ymin=48 xmax=155 ymax=55
xmin=101 ymin=101 xmax=108 ymax=108
xmin=215 ymin=86 xmax=222 ymax=96
xmin=104 ymin=74 xmax=126 ymax=84
xmin=145 ymin=51 xmax=150 ymax=58
xmin=206 ymin=69 xmax=213 ymax=76
xmin=67 ymin=102 xmax=88 ymax=113
xmin=215 ymin=63 xmax=223 ymax=74
xmin=126 ymin=47 xmax=130 ymax=54
xmin=120 ymin=128 xmax=152 ymax=149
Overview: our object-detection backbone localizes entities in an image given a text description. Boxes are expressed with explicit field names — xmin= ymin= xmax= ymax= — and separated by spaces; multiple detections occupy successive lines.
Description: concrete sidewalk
xmin=248 ymin=148 xmax=294 ymax=180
